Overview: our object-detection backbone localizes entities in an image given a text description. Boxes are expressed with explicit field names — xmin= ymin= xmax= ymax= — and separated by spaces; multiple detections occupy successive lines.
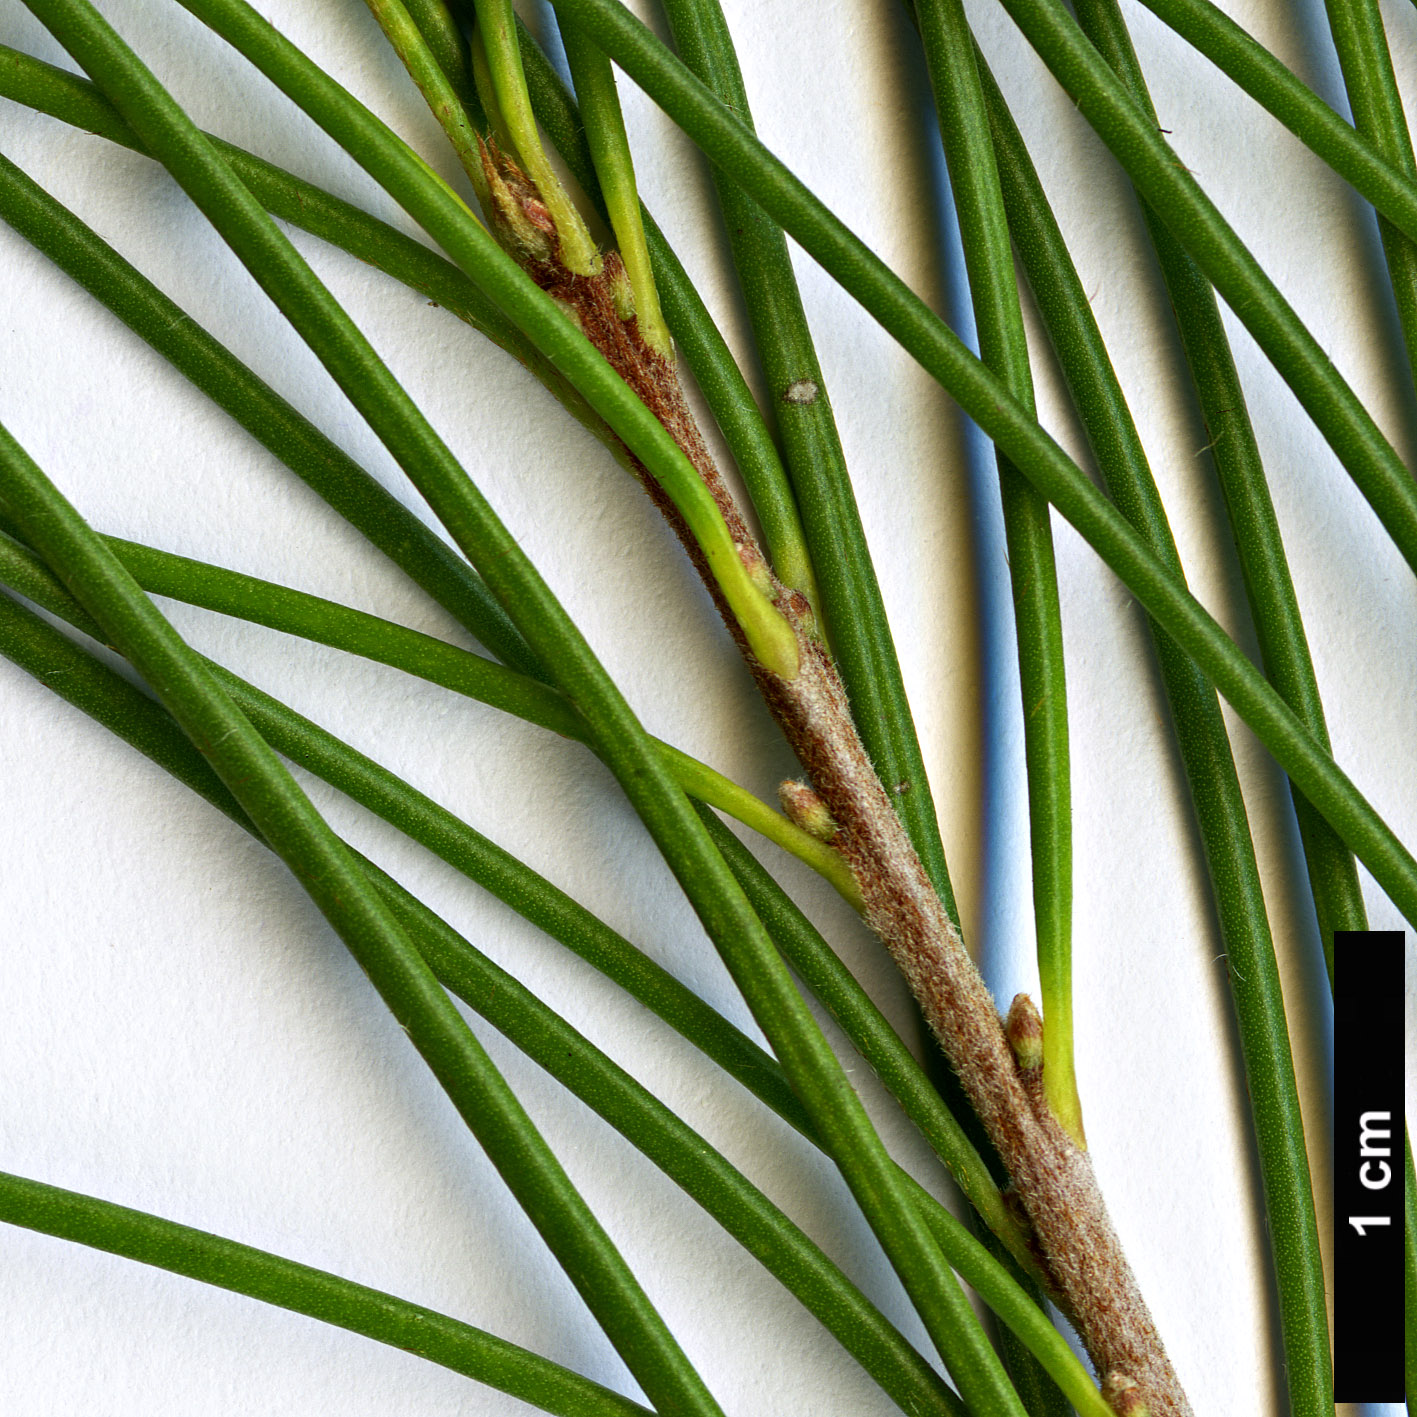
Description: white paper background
xmin=0 ymin=0 xmax=1413 ymax=1411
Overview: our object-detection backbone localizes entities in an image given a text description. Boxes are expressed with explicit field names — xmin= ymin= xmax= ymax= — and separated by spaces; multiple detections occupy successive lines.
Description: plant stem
xmin=652 ymin=0 xmax=959 ymax=918
xmin=143 ymin=7 xmax=1022 ymax=1387
xmin=0 ymin=1173 xmax=655 ymax=1417
xmin=0 ymin=54 xmax=829 ymax=901
xmin=57 ymin=1 xmax=1038 ymax=1388
xmin=511 ymin=20 xmax=820 ymax=613
xmin=696 ymin=806 xmax=1035 ymax=1277
xmin=499 ymin=6 xmax=1059 ymax=1373
xmin=31 ymin=0 xmax=801 ymax=685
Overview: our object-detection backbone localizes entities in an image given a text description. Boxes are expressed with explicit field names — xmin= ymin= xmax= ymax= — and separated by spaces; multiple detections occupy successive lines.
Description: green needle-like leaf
xmin=0 ymin=416 xmax=726 ymax=1417
xmin=0 ymin=519 xmax=855 ymax=1006
xmin=1060 ymin=0 xmax=1371 ymax=984
xmin=363 ymin=0 xmax=493 ymax=210
xmin=27 ymin=0 xmax=1031 ymax=1387
xmin=980 ymin=28 xmax=1332 ymax=1411
xmin=0 ymin=537 xmax=1011 ymax=1415
xmin=0 ymin=522 xmax=1041 ymax=1303
xmin=465 ymin=0 xmax=599 ymax=272
xmin=499 ymin=20 xmax=823 ymax=616
xmin=0 ymin=1173 xmax=655 ymax=1417
xmin=557 ymin=18 xmax=671 ymax=356
xmin=0 ymin=103 xmax=542 ymax=677
xmin=66 ymin=0 xmax=794 ymax=680
xmin=986 ymin=0 xmax=1417 ymax=576
xmin=551 ymin=0 xmax=1417 ymax=587
xmin=1133 ymin=0 xmax=1417 ymax=244
xmin=0 ymin=589 xmax=968 ymax=1417
xmin=0 ymin=581 xmax=1109 ymax=1415
xmin=915 ymin=0 xmax=1077 ymax=1147
xmin=402 ymin=0 xmax=492 ymax=133
xmin=1320 ymin=0 xmax=1417 ymax=386
xmin=0 ymin=498 xmax=854 ymax=900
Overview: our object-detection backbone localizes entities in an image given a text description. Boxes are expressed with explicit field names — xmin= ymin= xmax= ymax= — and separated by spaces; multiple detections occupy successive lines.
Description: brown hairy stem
xmin=487 ymin=142 xmax=1191 ymax=1416
xmin=754 ymin=591 xmax=1190 ymax=1417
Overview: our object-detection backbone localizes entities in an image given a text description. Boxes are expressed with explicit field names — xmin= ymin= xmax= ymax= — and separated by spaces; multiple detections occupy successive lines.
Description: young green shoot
xmin=511 ymin=20 xmax=822 ymax=617
xmin=363 ymin=0 xmax=493 ymax=209
xmin=466 ymin=0 xmax=599 ymax=272
xmin=557 ymin=20 xmax=670 ymax=356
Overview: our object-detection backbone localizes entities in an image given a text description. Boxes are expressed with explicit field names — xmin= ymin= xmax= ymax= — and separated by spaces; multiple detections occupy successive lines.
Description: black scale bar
xmin=1334 ymin=929 xmax=1407 ymax=1402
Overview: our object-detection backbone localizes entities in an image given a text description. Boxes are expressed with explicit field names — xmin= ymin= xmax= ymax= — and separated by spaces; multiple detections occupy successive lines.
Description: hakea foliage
xmin=1 ymin=0 xmax=1412 ymax=1412
xmin=439 ymin=11 xmax=1190 ymax=1411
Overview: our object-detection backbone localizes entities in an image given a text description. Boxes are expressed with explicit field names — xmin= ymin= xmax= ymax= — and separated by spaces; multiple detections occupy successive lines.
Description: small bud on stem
xmin=1102 ymin=1371 xmax=1150 ymax=1416
xmin=1006 ymin=993 xmax=1045 ymax=1079
xmin=778 ymin=780 xmax=839 ymax=842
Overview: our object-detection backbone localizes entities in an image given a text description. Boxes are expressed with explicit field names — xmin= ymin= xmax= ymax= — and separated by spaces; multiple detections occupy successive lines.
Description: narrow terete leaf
xmin=0 ymin=410 xmax=727 ymax=1417
xmin=0 ymin=1173 xmax=654 ymax=1417
xmin=981 ymin=25 xmax=1333 ymax=1410
xmin=915 ymin=0 xmax=1079 ymax=1146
